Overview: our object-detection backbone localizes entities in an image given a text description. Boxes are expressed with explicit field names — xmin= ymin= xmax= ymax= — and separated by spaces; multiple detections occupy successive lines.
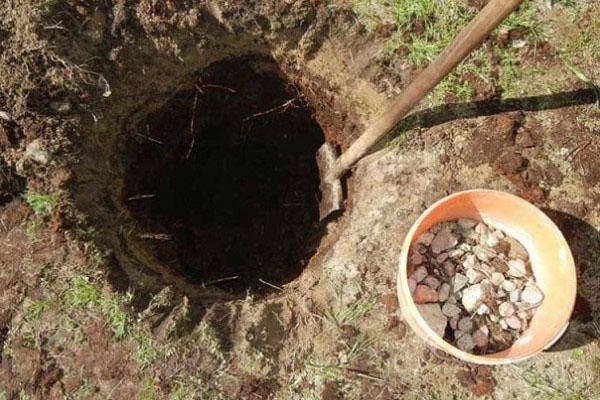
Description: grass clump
xmin=22 ymin=191 xmax=58 ymax=217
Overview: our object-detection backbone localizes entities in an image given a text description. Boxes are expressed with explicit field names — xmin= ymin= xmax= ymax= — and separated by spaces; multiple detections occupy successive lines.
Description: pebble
xmin=466 ymin=268 xmax=484 ymax=284
xmin=50 ymin=100 xmax=72 ymax=113
xmin=413 ymin=285 xmax=438 ymax=303
xmin=490 ymin=272 xmax=505 ymax=286
xmin=436 ymin=253 xmax=449 ymax=263
xmin=456 ymin=334 xmax=475 ymax=352
xmin=449 ymin=315 xmax=459 ymax=330
xmin=411 ymin=266 xmax=428 ymax=283
xmin=438 ymin=283 xmax=450 ymax=302
xmin=458 ymin=218 xmax=478 ymax=229
xmin=458 ymin=317 xmax=473 ymax=332
xmin=506 ymin=237 xmax=529 ymax=261
xmin=473 ymin=329 xmax=489 ymax=347
xmin=416 ymin=304 xmax=447 ymax=337
xmin=408 ymin=278 xmax=417 ymax=295
xmin=410 ymin=253 xmax=425 ymax=265
xmin=476 ymin=304 xmax=490 ymax=315
xmin=443 ymin=261 xmax=456 ymax=278
xmin=502 ymin=280 xmax=517 ymax=292
xmin=507 ymin=259 xmax=527 ymax=278
xmin=442 ymin=302 xmax=462 ymax=318
xmin=463 ymin=254 xmax=478 ymax=269
xmin=521 ymin=285 xmax=543 ymax=304
xmin=448 ymin=249 xmax=464 ymax=258
xmin=24 ymin=139 xmax=50 ymax=165
xmin=452 ymin=273 xmax=468 ymax=292
xmin=417 ymin=232 xmax=435 ymax=246
xmin=462 ymin=283 xmax=488 ymax=312
xmin=431 ymin=229 xmax=458 ymax=254
xmin=509 ymin=290 xmax=521 ymax=303
xmin=0 ymin=111 xmax=11 ymax=121
xmin=424 ymin=276 xmax=440 ymax=290
xmin=506 ymin=315 xmax=522 ymax=330
xmin=498 ymin=302 xmax=515 ymax=317
xmin=475 ymin=222 xmax=488 ymax=235
xmin=473 ymin=245 xmax=491 ymax=261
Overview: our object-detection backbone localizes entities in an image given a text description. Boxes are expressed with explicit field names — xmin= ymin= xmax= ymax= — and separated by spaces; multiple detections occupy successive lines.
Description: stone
xmin=473 ymin=245 xmax=493 ymax=261
xmin=463 ymin=254 xmax=478 ymax=269
xmin=507 ymin=259 xmax=527 ymax=278
xmin=424 ymin=276 xmax=440 ymax=290
xmin=496 ymin=288 xmax=506 ymax=298
xmin=410 ymin=253 xmax=425 ymax=265
xmin=458 ymin=218 xmax=478 ymax=229
xmin=521 ymin=285 xmax=544 ymax=304
xmin=408 ymin=278 xmax=417 ymax=295
xmin=506 ymin=237 xmax=529 ymax=261
xmin=476 ymin=304 xmax=490 ymax=315
xmin=500 ymin=319 xmax=509 ymax=330
xmin=443 ymin=261 xmax=456 ymax=278
xmin=456 ymin=334 xmax=475 ymax=352
xmin=447 ymin=294 xmax=458 ymax=304
xmin=438 ymin=283 xmax=451 ymax=302
xmin=415 ymin=243 xmax=428 ymax=254
xmin=485 ymin=234 xmax=500 ymax=247
xmin=50 ymin=100 xmax=72 ymax=113
xmin=501 ymin=280 xmax=517 ymax=292
xmin=462 ymin=283 xmax=490 ymax=312
xmin=489 ymin=257 xmax=509 ymax=273
xmin=490 ymin=272 xmax=505 ymax=286
xmin=498 ymin=302 xmax=515 ymax=317
xmin=410 ymin=266 xmax=428 ymax=283
xmin=452 ymin=273 xmax=468 ymax=292
xmin=24 ymin=139 xmax=50 ymax=165
xmin=416 ymin=304 xmax=447 ymax=338
xmin=458 ymin=317 xmax=473 ymax=332
xmin=449 ymin=315 xmax=459 ymax=330
xmin=509 ymin=290 xmax=520 ymax=303
xmin=466 ymin=268 xmax=484 ymax=284
xmin=506 ymin=315 xmax=522 ymax=330
xmin=448 ymin=249 xmax=464 ymax=258
xmin=441 ymin=302 xmax=462 ymax=318
xmin=431 ymin=229 xmax=458 ymax=254
xmin=0 ymin=111 xmax=11 ymax=121
xmin=417 ymin=232 xmax=435 ymax=246
xmin=436 ymin=253 xmax=449 ymax=263
xmin=473 ymin=329 xmax=489 ymax=347
xmin=413 ymin=285 xmax=438 ymax=303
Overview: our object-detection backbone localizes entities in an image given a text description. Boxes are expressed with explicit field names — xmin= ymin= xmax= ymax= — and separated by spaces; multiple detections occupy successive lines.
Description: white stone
xmin=462 ymin=284 xmax=487 ymax=313
xmin=476 ymin=304 xmax=490 ymax=315
xmin=463 ymin=254 xmax=478 ymax=269
xmin=466 ymin=268 xmax=484 ymax=284
xmin=498 ymin=302 xmax=515 ymax=317
xmin=25 ymin=139 xmax=50 ymax=165
xmin=502 ymin=280 xmax=517 ymax=292
xmin=457 ymin=218 xmax=478 ymax=229
xmin=521 ymin=285 xmax=544 ymax=304
xmin=509 ymin=290 xmax=521 ymax=303
xmin=507 ymin=259 xmax=527 ymax=278
xmin=452 ymin=273 xmax=468 ymax=292
xmin=506 ymin=315 xmax=522 ymax=330
xmin=490 ymin=272 xmax=505 ymax=286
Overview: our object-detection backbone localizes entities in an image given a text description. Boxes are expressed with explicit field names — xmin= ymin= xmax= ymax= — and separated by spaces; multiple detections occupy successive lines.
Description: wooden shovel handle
xmin=330 ymin=0 xmax=524 ymax=179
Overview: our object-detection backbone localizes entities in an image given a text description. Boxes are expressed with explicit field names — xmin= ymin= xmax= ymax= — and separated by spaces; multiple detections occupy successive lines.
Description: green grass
xmin=138 ymin=378 xmax=159 ymax=400
xmin=168 ymin=383 xmax=192 ymax=400
xmin=22 ymin=191 xmax=58 ymax=217
xmin=24 ymin=298 xmax=50 ymax=321
xmin=326 ymin=296 xmax=378 ymax=327
xmin=67 ymin=276 xmax=101 ymax=308
xmin=523 ymin=367 xmax=590 ymax=400
xmin=134 ymin=333 xmax=159 ymax=369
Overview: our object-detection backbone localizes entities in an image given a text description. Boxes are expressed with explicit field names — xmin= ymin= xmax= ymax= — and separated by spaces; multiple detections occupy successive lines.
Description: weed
xmin=198 ymin=322 xmax=225 ymax=361
xmin=523 ymin=367 xmax=590 ymax=400
xmin=74 ymin=380 xmax=95 ymax=399
xmin=101 ymin=291 xmax=133 ymax=339
xmin=25 ymin=298 xmax=50 ymax=321
xmin=168 ymin=383 xmax=192 ymax=400
xmin=571 ymin=348 xmax=585 ymax=361
xmin=66 ymin=276 xmax=101 ymax=308
xmin=134 ymin=333 xmax=159 ymax=369
xmin=22 ymin=191 xmax=58 ymax=218
xmin=326 ymin=296 xmax=378 ymax=327
xmin=18 ymin=391 xmax=32 ymax=400
xmin=138 ymin=378 xmax=159 ymax=400
xmin=24 ymin=220 xmax=42 ymax=243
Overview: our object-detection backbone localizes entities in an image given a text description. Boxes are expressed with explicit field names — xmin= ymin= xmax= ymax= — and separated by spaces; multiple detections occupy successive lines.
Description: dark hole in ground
xmin=123 ymin=56 xmax=325 ymax=294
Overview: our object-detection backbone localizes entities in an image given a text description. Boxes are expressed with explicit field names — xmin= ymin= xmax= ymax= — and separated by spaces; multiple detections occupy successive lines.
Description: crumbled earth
xmin=0 ymin=1 xmax=599 ymax=399
xmin=409 ymin=219 xmax=543 ymax=354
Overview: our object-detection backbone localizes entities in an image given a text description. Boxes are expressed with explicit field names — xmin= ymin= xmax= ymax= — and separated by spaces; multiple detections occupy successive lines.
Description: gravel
xmin=408 ymin=219 xmax=543 ymax=354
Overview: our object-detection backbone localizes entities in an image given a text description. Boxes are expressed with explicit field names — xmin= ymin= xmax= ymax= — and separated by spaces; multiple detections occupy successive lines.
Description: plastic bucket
xmin=397 ymin=189 xmax=577 ymax=364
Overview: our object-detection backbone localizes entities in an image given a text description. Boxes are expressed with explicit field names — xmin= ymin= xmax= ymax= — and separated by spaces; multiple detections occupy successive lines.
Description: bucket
xmin=397 ymin=189 xmax=577 ymax=364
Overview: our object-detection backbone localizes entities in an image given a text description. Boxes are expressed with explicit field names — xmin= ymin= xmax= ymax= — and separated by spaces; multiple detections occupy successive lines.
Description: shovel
xmin=317 ymin=0 xmax=524 ymax=220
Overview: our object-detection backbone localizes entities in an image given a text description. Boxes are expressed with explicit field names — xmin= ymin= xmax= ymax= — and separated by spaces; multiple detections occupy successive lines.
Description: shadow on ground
xmin=542 ymin=209 xmax=600 ymax=351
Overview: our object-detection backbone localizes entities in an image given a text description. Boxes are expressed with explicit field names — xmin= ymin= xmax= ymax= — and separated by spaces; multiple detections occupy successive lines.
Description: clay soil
xmin=0 ymin=1 xmax=599 ymax=399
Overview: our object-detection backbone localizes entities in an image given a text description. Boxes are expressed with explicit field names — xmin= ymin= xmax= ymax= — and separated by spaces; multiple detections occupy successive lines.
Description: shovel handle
xmin=330 ymin=0 xmax=524 ymax=179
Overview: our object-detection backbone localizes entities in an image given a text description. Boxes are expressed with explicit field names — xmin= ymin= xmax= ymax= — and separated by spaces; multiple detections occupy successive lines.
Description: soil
xmin=0 ymin=0 xmax=599 ymax=399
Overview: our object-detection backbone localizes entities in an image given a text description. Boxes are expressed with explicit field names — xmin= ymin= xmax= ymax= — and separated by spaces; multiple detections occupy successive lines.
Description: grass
xmin=325 ymin=296 xmax=378 ymax=327
xmin=138 ymin=378 xmax=159 ymax=400
xmin=134 ymin=332 xmax=159 ymax=369
xmin=168 ymin=383 xmax=192 ymax=400
xmin=198 ymin=322 xmax=225 ymax=361
xmin=66 ymin=275 xmax=133 ymax=339
xmin=24 ymin=298 xmax=50 ymax=321
xmin=522 ymin=367 xmax=591 ymax=400
xmin=22 ymin=191 xmax=58 ymax=217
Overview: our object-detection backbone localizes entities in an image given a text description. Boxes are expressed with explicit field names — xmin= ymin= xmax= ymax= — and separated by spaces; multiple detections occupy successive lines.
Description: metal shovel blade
xmin=316 ymin=142 xmax=343 ymax=221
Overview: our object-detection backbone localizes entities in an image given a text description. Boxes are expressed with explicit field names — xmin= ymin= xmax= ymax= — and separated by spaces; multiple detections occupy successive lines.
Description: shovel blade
xmin=316 ymin=142 xmax=344 ymax=221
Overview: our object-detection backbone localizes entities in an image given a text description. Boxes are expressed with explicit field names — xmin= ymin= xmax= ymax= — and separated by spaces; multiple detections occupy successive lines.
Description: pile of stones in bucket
xmin=408 ymin=218 xmax=544 ymax=354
